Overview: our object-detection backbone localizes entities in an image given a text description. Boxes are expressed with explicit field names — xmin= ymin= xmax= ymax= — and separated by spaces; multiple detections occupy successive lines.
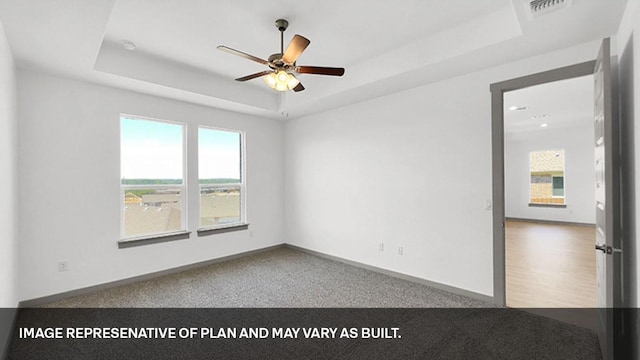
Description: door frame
xmin=489 ymin=60 xmax=596 ymax=306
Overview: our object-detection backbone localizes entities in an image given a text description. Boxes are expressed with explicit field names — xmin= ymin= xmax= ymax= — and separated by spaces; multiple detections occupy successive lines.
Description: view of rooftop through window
xmin=199 ymin=127 xmax=244 ymax=228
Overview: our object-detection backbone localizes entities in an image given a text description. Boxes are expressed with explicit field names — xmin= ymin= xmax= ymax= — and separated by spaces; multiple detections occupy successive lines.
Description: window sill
xmin=118 ymin=231 xmax=191 ymax=249
xmin=528 ymin=203 xmax=567 ymax=208
xmin=197 ymin=223 xmax=249 ymax=236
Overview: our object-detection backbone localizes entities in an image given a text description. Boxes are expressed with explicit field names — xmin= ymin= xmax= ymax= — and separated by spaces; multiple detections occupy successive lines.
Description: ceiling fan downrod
xmin=275 ymin=19 xmax=289 ymax=56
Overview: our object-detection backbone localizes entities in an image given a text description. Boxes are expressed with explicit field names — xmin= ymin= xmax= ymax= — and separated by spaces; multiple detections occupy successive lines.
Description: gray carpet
xmin=42 ymin=247 xmax=491 ymax=308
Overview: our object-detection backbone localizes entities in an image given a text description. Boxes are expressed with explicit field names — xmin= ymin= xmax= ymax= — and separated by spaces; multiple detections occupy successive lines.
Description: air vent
xmin=526 ymin=0 xmax=572 ymax=19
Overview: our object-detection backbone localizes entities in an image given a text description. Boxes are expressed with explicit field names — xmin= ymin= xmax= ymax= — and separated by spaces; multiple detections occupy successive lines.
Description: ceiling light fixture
xmin=540 ymin=123 xmax=549 ymax=128
xmin=263 ymin=70 xmax=300 ymax=91
xmin=122 ymin=40 xmax=136 ymax=51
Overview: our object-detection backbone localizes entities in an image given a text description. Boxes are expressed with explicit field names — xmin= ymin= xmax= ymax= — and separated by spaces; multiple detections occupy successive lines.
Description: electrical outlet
xmin=58 ymin=261 xmax=69 ymax=272
xmin=397 ymin=246 xmax=403 ymax=255
xmin=378 ymin=243 xmax=384 ymax=252
xmin=249 ymin=231 xmax=254 ymax=237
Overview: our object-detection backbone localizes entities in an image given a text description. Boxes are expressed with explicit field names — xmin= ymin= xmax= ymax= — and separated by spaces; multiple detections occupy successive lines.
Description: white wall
xmin=17 ymin=70 xmax=284 ymax=301
xmin=284 ymin=40 xmax=604 ymax=297
xmin=505 ymin=125 xmax=595 ymax=224
xmin=0 ymin=16 xmax=18 ymax=308
xmin=616 ymin=0 xmax=640 ymax=356
xmin=0 ymin=19 xmax=18 ymax=357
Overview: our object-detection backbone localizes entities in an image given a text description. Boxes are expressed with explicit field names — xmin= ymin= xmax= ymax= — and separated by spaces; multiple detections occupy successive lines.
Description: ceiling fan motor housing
xmin=268 ymin=53 xmax=285 ymax=67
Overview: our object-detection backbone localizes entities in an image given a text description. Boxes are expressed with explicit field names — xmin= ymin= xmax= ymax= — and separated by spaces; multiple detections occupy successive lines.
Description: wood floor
xmin=506 ymin=219 xmax=596 ymax=308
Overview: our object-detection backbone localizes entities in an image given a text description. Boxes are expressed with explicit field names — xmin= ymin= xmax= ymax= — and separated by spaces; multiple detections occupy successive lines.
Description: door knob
xmin=595 ymin=244 xmax=612 ymax=254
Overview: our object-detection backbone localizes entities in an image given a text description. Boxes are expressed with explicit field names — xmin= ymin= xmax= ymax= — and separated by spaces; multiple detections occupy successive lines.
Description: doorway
xmin=491 ymin=39 xmax=624 ymax=360
xmin=489 ymin=60 xmax=596 ymax=307
xmin=502 ymin=75 xmax=596 ymax=309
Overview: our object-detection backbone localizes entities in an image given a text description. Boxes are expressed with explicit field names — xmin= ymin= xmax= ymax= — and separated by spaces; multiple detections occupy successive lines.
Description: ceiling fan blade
xmin=296 ymin=66 xmax=345 ymax=76
xmin=217 ymin=45 xmax=268 ymax=65
xmin=293 ymin=82 xmax=305 ymax=92
xmin=282 ymin=35 xmax=310 ymax=64
xmin=235 ymin=70 xmax=273 ymax=82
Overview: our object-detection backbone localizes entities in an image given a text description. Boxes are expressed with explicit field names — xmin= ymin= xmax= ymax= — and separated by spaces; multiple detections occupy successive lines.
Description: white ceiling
xmin=0 ymin=0 xmax=628 ymax=120
xmin=504 ymin=74 xmax=594 ymax=134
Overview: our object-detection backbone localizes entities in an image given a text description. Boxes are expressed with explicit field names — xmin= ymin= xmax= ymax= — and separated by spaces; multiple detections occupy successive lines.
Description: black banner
xmin=4 ymin=307 xmax=623 ymax=359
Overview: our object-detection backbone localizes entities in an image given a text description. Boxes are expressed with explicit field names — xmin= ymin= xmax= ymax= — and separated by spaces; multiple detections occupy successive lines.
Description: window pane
xmin=530 ymin=149 xmax=565 ymax=204
xmin=198 ymin=128 xmax=241 ymax=184
xmin=199 ymin=127 xmax=244 ymax=228
xmin=552 ymin=177 xmax=564 ymax=196
xmin=121 ymin=116 xmax=185 ymax=238
xmin=200 ymin=186 xmax=241 ymax=227
xmin=121 ymin=117 xmax=184 ymax=185
xmin=123 ymin=187 xmax=183 ymax=237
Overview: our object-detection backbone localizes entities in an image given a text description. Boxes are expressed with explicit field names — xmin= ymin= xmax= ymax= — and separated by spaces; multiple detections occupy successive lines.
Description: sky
xmin=120 ymin=116 xmax=241 ymax=181
xmin=199 ymin=127 xmax=241 ymax=180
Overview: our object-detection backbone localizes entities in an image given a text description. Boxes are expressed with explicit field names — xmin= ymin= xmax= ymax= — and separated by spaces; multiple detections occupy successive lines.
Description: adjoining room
xmin=504 ymin=76 xmax=597 ymax=309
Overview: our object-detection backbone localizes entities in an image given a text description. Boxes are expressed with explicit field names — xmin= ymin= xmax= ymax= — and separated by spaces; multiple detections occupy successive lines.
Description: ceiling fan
xmin=217 ymin=19 xmax=345 ymax=92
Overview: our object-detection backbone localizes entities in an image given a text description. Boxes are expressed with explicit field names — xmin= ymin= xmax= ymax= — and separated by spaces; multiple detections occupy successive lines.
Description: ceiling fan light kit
xmin=264 ymin=70 xmax=300 ymax=91
xmin=217 ymin=18 xmax=345 ymax=92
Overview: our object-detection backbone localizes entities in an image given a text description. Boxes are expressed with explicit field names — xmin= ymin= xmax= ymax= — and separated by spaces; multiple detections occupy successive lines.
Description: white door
xmin=593 ymin=37 xmax=621 ymax=360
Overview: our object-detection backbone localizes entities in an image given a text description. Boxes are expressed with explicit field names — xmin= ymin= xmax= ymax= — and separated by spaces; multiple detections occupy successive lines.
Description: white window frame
xmin=120 ymin=114 xmax=188 ymax=241
xmin=197 ymin=125 xmax=247 ymax=231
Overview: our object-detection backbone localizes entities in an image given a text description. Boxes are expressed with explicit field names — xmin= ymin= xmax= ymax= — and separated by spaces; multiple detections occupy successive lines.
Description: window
xmin=552 ymin=176 xmax=564 ymax=197
xmin=120 ymin=116 xmax=186 ymax=239
xmin=529 ymin=149 xmax=565 ymax=205
xmin=198 ymin=127 xmax=245 ymax=229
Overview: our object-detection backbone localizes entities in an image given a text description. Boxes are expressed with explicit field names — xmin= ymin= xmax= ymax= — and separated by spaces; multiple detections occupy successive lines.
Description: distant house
xmin=123 ymin=190 xmax=241 ymax=237
xmin=142 ymin=193 xmax=181 ymax=207
xmin=124 ymin=192 xmax=142 ymax=205
xmin=200 ymin=192 xmax=241 ymax=227
xmin=124 ymin=202 xmax=182 ymax=238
